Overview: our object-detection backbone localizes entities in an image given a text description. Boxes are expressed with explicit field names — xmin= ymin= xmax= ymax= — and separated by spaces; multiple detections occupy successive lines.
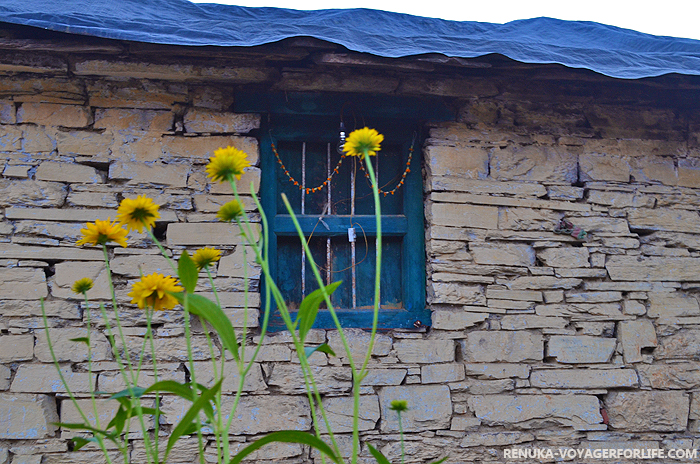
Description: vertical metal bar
xmin=374 ymin=154 xmax=380 ymax=307
xmin=301 ymin=142 xmax=306 ymax=296
xmin=351 ymin=156 xmax=357 ymax=309
xmin=326 ymin=143 xmax=332 ymax=286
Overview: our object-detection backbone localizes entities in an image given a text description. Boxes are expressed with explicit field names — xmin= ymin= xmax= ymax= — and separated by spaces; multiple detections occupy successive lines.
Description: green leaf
xmin=172 ymin=293 xmax=239 ymax=362
xmin=164 ymin=378 xmax=223 ymax=462
xmin=109 ymin=386 xmax=147 ymax=400
xmin=69 ymin=337 xmax=90 ymax=345
xmin=367 ymin=443 xmax=391 ymax=464
xmin=106 ymin=405 xmax=128 ymax=434
xmin=71 ymin=436 xmax=97 ymax=451
xmin=178 ymin=250 xmax=199 ymax=293
xmin=145 ymin=380 xmax=215 ymax=419
xmin=297 ymin=281 xmax=342 ymax=342
xmin=303 ymin=343 xmax=336 ymax=359
xmin=228 ymin=431 xmax=341 ymax=464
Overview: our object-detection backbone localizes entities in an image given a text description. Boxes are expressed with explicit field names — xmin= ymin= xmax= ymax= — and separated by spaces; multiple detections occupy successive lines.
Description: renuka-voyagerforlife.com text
xmin=503 ymin=447 xmax=698 ymax=460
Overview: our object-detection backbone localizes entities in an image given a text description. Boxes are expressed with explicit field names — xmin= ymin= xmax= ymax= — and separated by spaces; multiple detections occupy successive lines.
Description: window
xmin=236 ymin=93 xmax=450 ymax=330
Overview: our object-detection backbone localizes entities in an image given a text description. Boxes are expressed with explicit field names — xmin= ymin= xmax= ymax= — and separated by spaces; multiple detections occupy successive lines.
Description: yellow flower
xmin=217 ymin=200 xmax=244 ymax=222
xmin=128 ymin=273 xmax=183 ymax=311
xmin=117 ymin=195 xmax=160 ymax=233
xmin=76 ymin=219 xmax=128 ymax=247
xmin=206 ymin=146 xmax=251 ymax=183
xmin=342 ymin=127 xmax=383 ymax=158
xmin=192 ymin=247 xmax=222 ymax=270
xmin=71 ymin=278 xmax=94 ymax=295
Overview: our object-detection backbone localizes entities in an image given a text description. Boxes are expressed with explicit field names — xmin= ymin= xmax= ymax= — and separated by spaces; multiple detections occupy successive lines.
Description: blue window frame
xmin=235 ymin=93 xmax=452 ymax=330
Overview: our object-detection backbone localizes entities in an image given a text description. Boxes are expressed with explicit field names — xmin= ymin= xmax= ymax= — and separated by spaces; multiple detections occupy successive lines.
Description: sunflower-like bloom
xmin=76 ymin=219 xmax=128 ymax=248
xmin=342 ymin=127 xmax=383 ymax=158
xmin=128 ymin=273 xmax=183 ymax=311
xmin=192 ymin=247 xmax=222 ymax=270
xmin=71 ymin=277 xmax=94 ymax=295
xmin=117 ymin=195 xmax=160 ymax=233
xmin=217 ymin=200 xmax=244 ymax=222
xmin=206 ymin=146 xmax=251 ymax=183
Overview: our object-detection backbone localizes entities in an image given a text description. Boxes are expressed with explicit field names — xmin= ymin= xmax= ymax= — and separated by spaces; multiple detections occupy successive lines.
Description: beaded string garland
xmin=271 ymin=135 xmax=415 ymax=197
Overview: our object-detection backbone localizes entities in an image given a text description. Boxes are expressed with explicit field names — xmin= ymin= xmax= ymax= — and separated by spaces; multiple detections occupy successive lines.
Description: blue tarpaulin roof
xmin=2 ymin=0 xmax=700 ymax=80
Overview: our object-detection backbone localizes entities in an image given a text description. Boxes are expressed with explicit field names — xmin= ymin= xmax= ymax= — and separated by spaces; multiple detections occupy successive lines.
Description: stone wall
xmin=1 ymin=32 xmax=700 ymax=463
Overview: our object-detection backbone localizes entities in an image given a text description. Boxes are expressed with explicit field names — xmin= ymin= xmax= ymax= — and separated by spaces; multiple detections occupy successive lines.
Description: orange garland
xmin=271 ymin=139 xmax=414 ymax=196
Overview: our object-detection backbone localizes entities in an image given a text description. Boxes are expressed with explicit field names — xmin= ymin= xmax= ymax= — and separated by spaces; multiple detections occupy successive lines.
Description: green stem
xmin=41 ymin=299 xmax=116 ymax=464
xmin=146 ymin=309 xmax=161 ymax=463
xmin=182 ymin=293 xmax=206 ymax=464
xmin=398 ymin=411 xmax=405 ymax=464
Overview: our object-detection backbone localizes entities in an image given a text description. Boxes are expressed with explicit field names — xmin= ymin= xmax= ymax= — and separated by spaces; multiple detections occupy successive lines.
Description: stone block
xmin=379 ymin=385 xmax=451 ymax=432
xmin=3 ymin=164 xmax=31 ymax=178
xmin=431 ymin=310 xmax=488 ymax=330
xmin=362 ymin=369 xmax=407 ymax=386
xmin=647 ymin=293 xmax=700 ymax=318
xmin=266 ymin=365 xmax=351 ymax=394
xmin=678 ymin=157 xmax=700 ymax=188
xmin=0 ymin=180 xmax=66 ymax=208
xmin=160 ymin=135 xmax=258 ymax=165
xmin=0 ymin=243 xmax=103 ymax=261
xmin=579 ymin=153 xmax=630 ymax=182
xmin=21 ymin=124 xmax=54 ymax=153
xmin=320 ymin=395 xmax=380 ymax=433
xmin=535 ymin=303 xmax=625 ymax=320
xmin=430 ymin=282 xmax=485 ymax=305
xmin=462 ymin=331 xmax=543 ymax=362
xmin=547 ymin=336 xmax=616 ymax=364
xmin=183 ymin=109 xmax=259 ymax=134
xmin=166 ymin=223 xmax=259 ymax=246
xmin=607 ymin=256 xmax=700 ymax=281
xmin=97 ymin=366 xmax=183 ymax=393
xmin=0 ymin=268 xmax=47 ymax=300
xmin=191 ymin=361 xmax=266 ymax=393
xmin=421 ymin=363 xmax=465 ymax=383
xmin=429 ymin=176 xmax=547 ymax=196
xmin=209 ymin=166 xmax=261 ymax=195
xmin=460 ymin=431 xmax=535 ymax=448
xmin=463 ymin=363 xmax=531 ymax=379
xmin=0 ymin=300 xmax=79 ymax=319
xmin=0 ymin=394 xmax=58 ymax=439
xmin=109 ymin=161 xmax=189 ymax=188
xmin=51 ymin=261 xmax=112 ymax=300
xmin=623 ymin=300 xmax=646 ymax=316
xmin=216 ymin=246 xmax=260 ymax=278
xmin=537 ymin=247 xmax=590 ymax=268
xmin=56 ymin=130 xmax=113 ymax=158
xmin=490 ymin=145 xmax=577 ymax=183
xmin=425 ymin=145 xmax=488 ymax=179
xmin=507 ymin=276 xmax=581 ymax=290
xmin=469 ymin=394 xmax=602 ymax=430
xmin=326 ymin=328 xmax=392 ymax=365
xmin=35 ymin=328 xmax=112 ymax=363
xmin=11 ymin=364 xmax=93 ymax=393
xmin=0 ymin=335 xmax=34 ymax=362
xmin=429 ymin=203 xmax=498 ymax=229
xmin=109 ymin=254 xmax=173 ymax=277
xmin=530 ymin=368 xmax=638 ymax=389
xmin=637 ymin=362 xmax=700 ymax=389
xmin=499 ymin=315 xmax=567 ymax=330
xmin=631 ymin=156 xmax=678 ymax=186
xmin=628 ymin=208 xmax=700 ymax=234
xmin=565 ymin=291 xmax=622 ymax=303
xmin=471 ymin=244 xmax=535 ymax=266
xmin=17 ymin=103 xmax=90 ymax=127
xmin=655 ymin=330 xmax=700 ymax=359
xmin=587 ymin=190 xmax=654 ymax=208
xmin=432 ymin=191 xmax=590 ymax=212
xmin=0 ymin=125 xmax=22 ymax=151
xmin=61 ymin=398 xmax=149 ymax=437
xmin=485 ymin=289 xmax=543 ymax=301
xmin=35 ymin=161 xmax=102 ymax=184
xmin=0 ymin=365 xmax=10 ymax=390
xmin=0 ymin=100 xmax=15 ymax=124
xmin=94 ymin=108 xmax=173 ymax=132
xmin=224 ymin=395 xmax=312 ymax=435
xmin=88 ymin=79 xmax=186 ymax=109
xmin=606 ymin=391 xmax=689 ymax=432
xmin=394 ymin=339 xmax=455 ymax=363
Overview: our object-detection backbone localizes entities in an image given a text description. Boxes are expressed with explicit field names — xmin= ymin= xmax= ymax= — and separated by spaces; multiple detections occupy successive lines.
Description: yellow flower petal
xmin=128 ymin=273 xmax=183 ymax=311
xmin=117 ymin=195 xmax=160 ymax=233
xmin=342 ymin=127 xmax=383 ymax=158
xmin=216 ymin=200 xmax=244 ymax=222
xmin=192 ymin=247 xmax=222 ymax=270
xmin=206 ymin=146 xmax=251 ymax=183
xmin=71 ymin=277 xmax=94 ymax=294
xmin=76 ymin=218 xmax=128 ymax=247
